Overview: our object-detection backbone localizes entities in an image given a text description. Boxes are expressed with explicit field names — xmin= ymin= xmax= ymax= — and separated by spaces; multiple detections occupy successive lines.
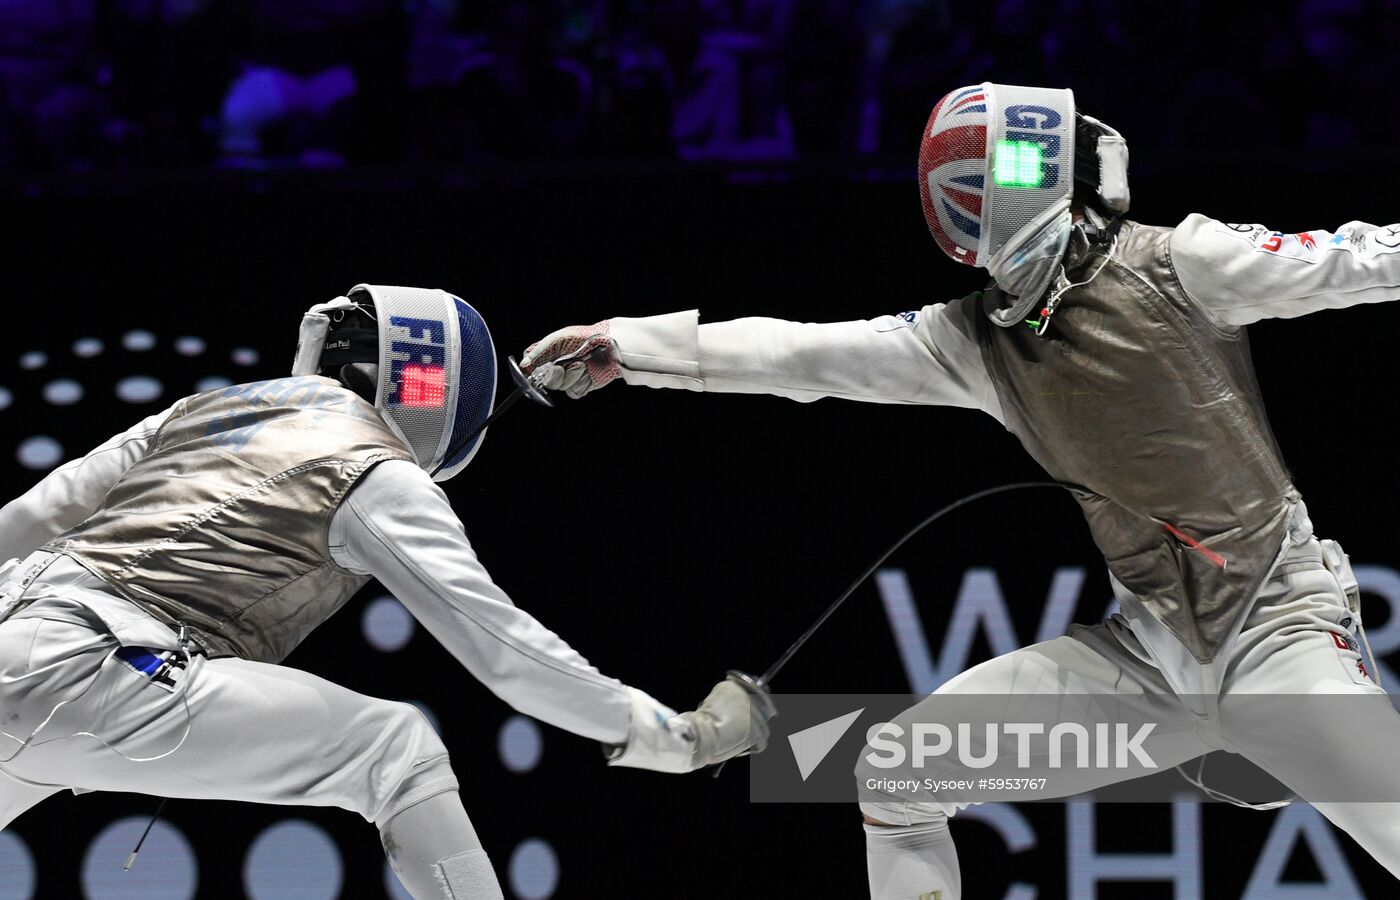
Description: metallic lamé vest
xmin=976 ymin=221 xmax=1299 ymax=664
xmin=44 ymin=376 xmax=413 ymax=662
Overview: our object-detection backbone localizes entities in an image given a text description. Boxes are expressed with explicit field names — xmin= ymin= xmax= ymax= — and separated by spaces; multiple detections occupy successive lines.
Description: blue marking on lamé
xmin=952 ymin=86 xmax=982 ymax=101
xmin=954 ymin=104 xmax=986 ymax=115
xmin=115 ymin=646 xmax=164 ymax=676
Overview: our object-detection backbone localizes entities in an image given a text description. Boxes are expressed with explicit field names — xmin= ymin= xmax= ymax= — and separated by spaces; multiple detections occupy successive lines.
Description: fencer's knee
xmin=853 ymin=741 xmax=956 ymax=828
xmin=369 ymin=702 xmax=460 ymax=825
xmin=858 ymin=800 xmax=949 ymax=827
xmin=382 ymin=700 xmax=449 ymax=758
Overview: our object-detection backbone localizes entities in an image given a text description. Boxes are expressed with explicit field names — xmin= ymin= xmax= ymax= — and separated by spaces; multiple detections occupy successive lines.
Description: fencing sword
xmin=456 ymin=355 xmax=555 ymax=446
xmin=470 ymin=341 xmax=641 ymax=442
xmin=712 ymin=481 xmax=1067 ymax=778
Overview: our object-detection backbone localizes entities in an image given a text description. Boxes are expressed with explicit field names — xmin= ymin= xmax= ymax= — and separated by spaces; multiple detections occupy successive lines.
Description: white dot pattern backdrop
xmin=6 ymin=330 xmax=266 ymax=472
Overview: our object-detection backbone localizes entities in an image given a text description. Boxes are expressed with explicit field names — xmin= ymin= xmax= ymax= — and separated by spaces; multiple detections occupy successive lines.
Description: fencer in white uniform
xmin=522 ymin=84 xmax=1400 ymax=897
xmin=0 ymin=285 xmax=773 ymax=899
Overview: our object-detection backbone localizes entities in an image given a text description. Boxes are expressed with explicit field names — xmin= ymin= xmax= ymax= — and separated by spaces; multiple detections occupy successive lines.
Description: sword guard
xmin=710 ymin=670 xmax=777 ymax=780
xmin=508 ymin=355 xmax=554 ymax=408
xmin=725 ymin=670 xmax=776 ymax=720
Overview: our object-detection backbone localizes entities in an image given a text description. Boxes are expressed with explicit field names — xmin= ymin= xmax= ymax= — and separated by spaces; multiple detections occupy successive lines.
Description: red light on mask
xmin=400 ymin=364 xmax=446 ymax=406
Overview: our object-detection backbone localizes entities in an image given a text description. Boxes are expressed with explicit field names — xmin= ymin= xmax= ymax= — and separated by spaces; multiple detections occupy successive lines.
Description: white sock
xmin=864 ymin=819 xmax=961 ymax=900
xmin=380 ymin=792 xmax=504 ymax=899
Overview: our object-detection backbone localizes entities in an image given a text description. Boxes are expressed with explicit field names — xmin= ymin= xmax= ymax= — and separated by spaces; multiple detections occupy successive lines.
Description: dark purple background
xmin=0 ymin=0 xmax=1395 ymax=175
xmin=4 ymin=2 xmax=1400 ymax=898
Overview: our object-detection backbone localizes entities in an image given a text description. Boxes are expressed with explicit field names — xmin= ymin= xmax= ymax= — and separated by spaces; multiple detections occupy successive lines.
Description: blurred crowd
xmin=0 ymin=0 xmax=1394 ymax=174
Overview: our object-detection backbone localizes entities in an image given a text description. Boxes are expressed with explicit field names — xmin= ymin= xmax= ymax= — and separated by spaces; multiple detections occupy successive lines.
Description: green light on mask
xmin=993 ymin=140 xmax=1044 ymax=188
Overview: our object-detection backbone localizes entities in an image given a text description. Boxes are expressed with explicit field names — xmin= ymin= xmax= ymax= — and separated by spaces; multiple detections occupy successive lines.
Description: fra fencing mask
xmin=291 ymin=284 xmax=496 ymax=482
xmin=919 ymin=82 xmax=1130 ymax=327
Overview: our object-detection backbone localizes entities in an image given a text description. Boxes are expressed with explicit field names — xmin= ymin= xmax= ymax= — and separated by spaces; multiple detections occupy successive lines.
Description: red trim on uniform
xmin=1161 ymin=522 xmax=1228 ymax=569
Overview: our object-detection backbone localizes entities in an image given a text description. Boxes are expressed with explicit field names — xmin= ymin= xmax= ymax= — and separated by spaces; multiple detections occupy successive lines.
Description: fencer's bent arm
xmin=334 ymin=460 xmax=661 ymax=747
xmin=1172 ymin=214 xmax=1400 ymax=326
xmin=608 ymin=301 xmax=1003 ymax=419
xmin=0 ymin=404 xmax=177 ymax=561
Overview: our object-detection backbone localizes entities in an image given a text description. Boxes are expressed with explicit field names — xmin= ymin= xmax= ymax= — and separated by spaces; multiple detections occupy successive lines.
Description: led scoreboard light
xmin=993 ymin=140 xmax=1045 ymax=188
xmin=399 ymin=363 xmax=447 ymax=406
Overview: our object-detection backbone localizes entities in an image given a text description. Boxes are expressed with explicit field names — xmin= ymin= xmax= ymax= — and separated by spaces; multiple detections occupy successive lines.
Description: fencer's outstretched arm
xmin=523 ymin=301 xmax=1003 ymax=419
xmin=1172 ymin=214 xmax=1400 ymax=326
xmin=333 ymin=459 xmax=770 ymax=772
xmin=0 ymin=404 xmax=178 ymax=562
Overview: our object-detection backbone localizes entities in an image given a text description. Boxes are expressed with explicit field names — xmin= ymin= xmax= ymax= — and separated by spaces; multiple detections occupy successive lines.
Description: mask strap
xmin=291 ymin=296 xmax=361 ymax=376
xmin=1077 ymin=113 xmax=1131 ymax=214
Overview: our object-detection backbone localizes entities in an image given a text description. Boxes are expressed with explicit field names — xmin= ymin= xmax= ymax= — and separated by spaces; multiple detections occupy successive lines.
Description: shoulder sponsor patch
xmin=1374 ymin=224 xmax=1400 ymax=249
xmin=1211 ymin=220 xmax=1399 ymax=264
xmin=1328 ymin=629 xmax=1374 ymax=687
xmin=1214 ymin=222 xmax=1270 ymax=246
xmin=1314 ymin=223 xmax=1400 ymax=258
xmin=1256 ymin=230 xmax=1327 ymax=263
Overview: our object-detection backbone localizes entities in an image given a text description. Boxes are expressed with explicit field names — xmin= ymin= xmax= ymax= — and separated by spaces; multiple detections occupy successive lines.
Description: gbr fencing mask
xmin=919 ymin=83 xmax=1129 ymax=327
xmin=291 ymin=284 xmax=496 ymax=481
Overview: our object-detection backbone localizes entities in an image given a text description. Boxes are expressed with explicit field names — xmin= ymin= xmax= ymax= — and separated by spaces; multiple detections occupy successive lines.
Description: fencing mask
xmin=291 ymin=284 xmax=496 ymax=482
xmin=919 ymin=82 xmax=1129 ymax=327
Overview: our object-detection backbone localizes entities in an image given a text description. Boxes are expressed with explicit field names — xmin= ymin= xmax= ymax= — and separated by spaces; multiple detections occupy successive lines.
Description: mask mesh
xmin=359 ymin=284 xmax=497 ymax=478
xmin=919 ymin=84 xmax=990 ymax=266
xmin=983 ymin=84 xmax=1076 ymax=266
xmin=920 ymin=83 xmax=1076 ymax=268
xmin=436 ymin=296 xmax=497 ymax=480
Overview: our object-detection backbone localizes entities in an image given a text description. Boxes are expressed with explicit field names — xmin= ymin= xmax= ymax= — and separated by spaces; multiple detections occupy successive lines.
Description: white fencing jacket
xmin=611 ymin=215 xmax=1400 ymax=406
xmin=605 ymin=213 xmax=1400 ymax=692
xmin=0 ymin=411 xmax=692 ymax=769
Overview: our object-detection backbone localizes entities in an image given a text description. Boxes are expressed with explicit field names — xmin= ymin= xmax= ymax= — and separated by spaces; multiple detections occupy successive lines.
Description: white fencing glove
xmin=520 ymin=321 xmax=621 ymax=399
xmin=683 ymin=672 xmax=776 ymax=767
xmin=609 ymin=673 xmax=777 ymax=773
